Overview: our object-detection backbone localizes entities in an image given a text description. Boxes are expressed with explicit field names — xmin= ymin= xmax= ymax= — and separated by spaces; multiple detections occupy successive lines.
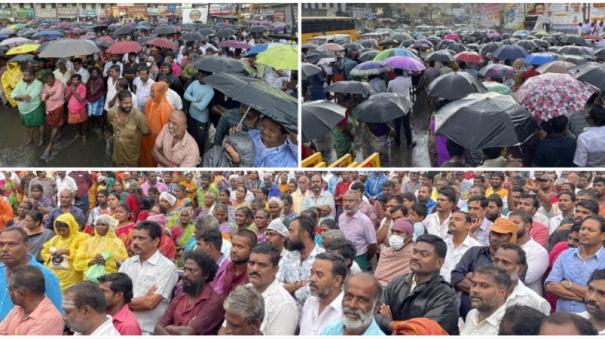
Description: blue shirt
xmin=0 ymin=255 xmax=63 ymax=318
xmin=184 ymin=80 xmax=214 ymax=123
xmin=321 ymin=318 xmax=385 ymax=336
xmin=545 ymin=246 xmax=605 ymax=313
xmin=365 ymin=174 xmax=387 ymax=199
xmin=248 ymin=129 xmax=297 ymax=167
xmin=44 ymin=206 xmax=86 ymax=230
xmin=425 ymin=199 xmax=436 ymax=213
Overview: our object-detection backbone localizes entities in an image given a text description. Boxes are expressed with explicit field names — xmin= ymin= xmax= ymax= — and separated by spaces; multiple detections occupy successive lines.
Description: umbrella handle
xmin=237 ymin=106 xmax=252 ymax=130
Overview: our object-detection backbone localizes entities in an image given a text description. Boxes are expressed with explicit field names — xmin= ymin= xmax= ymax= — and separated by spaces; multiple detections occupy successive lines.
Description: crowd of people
xmin=0 ymin=17 xmax=298 ymax=167
xmin=302 ymin=27 xmax=605 ymax=168
xmin=0 ymin=169 xmax=603 ymax=335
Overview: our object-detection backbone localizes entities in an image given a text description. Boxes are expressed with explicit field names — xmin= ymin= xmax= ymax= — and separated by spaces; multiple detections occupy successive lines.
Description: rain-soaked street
xmin=0 ymin=106 xmax=108 ymax=166
xmin=391 ymin=90 xmax=430 ymax=167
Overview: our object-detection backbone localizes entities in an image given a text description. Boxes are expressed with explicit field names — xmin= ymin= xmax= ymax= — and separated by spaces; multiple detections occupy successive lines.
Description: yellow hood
xmin=53 ymin=213 xmax=80 ymax=239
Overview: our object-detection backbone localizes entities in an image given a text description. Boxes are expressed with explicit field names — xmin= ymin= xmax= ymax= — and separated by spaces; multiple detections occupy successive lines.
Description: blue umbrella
xmin=247 ymin=43 xmax=270 ymax=56
xmin=135 ymin=24 xmax=149 ymax=31
xmin=525 ymin=53 xmax=558 ymax=66
xmin=493 ymin=44 xmax=528 ymax=62
xmin=32 ymin=30 xmax=63 ymax=39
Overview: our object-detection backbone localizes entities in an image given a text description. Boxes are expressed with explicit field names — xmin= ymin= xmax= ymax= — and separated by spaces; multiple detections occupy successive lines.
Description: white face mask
xmin=146 ymin=62 xmax=152 ymax=67
xmin=389 ymin=234 xmax=405 ymax=250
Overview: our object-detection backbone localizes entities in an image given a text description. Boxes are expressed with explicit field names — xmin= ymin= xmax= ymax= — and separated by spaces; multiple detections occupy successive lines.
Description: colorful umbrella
xmin=444 ymin=32 xmax=460 ymax=41
xmin=0 ymin=37 xmax=32 ymax=47
xmin=525 ymin=53 xmax=558 ymax=66
xmin=247 ymin=43 xmax=282 ymax=56
xmin=106 ymin=40 xmax=142 ymax=55
xmin=514 ymin=73 xmax=595 ymax=124
xmin=255 ymin=44 xmax=297 ymax=70
xmin=454 ymin=51 xmax=484 ymax=64
xmin=373 ymin=48 xmax=418 ymax=61
xmin=146 ymin=37 xmax=178 ymax=50
xmin=220 ymin=40 xmax=251 ymax=50
xmin=381 ymin=56 xmax=425 ymax=72
xmin=350 ymin=60 xmax=391 ymax=77
xmin=5 ymin=43 xmax=39 ymax=55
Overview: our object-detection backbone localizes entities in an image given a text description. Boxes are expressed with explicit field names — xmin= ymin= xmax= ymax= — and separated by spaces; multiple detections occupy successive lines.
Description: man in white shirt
xmin=102 ymin=54 xmax=123 ymax=78
xmin=63 ymin=281 xmax=121 ymax=336
xmin=104 ymin=65 xmax=121 ymax=112
xmin=55 ymin=171 xmax=77 ymax=203
xmin=132 ymin=67 xmax=155 ymax=112
xmin=578 ymin=268 xmax=605 ymax=335
xmin=119 ymin=221 xmax=178 ymax=335
xmin=574 ymin=105 xmax=605 ymax=167
xmin=246 ymin=243 xmax=298 ymax=335
xmin=441 ymin=211 xmax=481 ymax=283
xmin=387 ymin=68 xmax=415 ymax=148
xmin=461 ymin=264 xmax=510 ymax=336
xmin=509 ymin=210 xmax=549 ymax=294
xmin=423 ymin=186 xmax=455 ymax=239
xmin=165 ymin=84 xmax=183 ymax=110
xmin=300 ymin=252 xmax=346 ymax=335
xmin=549 ymin=191 xmax=575 ymax=235
xmin=72 ymin=59 xmax=90 ymax=84
xmin=467 ymin=196 xmax=493 ymax=246
xmin=493 ymin=244 xmax=550 ymax=315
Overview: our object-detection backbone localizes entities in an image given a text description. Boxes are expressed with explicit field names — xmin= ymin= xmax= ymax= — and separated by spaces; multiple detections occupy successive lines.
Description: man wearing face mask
xmin=375 ymin=218 xmax=414 ymax=286
xmin=107 ymin=90 xmax=150 ymax=166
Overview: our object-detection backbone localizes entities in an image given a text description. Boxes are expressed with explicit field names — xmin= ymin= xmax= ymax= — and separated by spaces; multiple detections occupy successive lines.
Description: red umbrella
xmin=96 ymin=36 xmax=114 ymax=43
xmin=106 ymin=40 xmax=142 ymax=54
xmin=454 ymin=51 xmax=484 ymax=64
xmin=146 ymin=37 xmax=177 ymax=50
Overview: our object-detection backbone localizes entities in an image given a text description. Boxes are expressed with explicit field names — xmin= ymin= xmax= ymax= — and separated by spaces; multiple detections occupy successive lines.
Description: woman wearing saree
xmin=140 ymin=81 xmax=173 ymax=167
xmin=113 ymin=203 xmax=136 ymax=254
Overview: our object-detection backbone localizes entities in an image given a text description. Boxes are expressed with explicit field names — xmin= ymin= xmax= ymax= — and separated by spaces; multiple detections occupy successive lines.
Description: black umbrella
xmin=302 ymin=100 xmax=346 ymax=142
xmin=447 ymin=43 xmax=467 ymax=54
xmin=342 ymin=42 xmax=363 ymax=52
xmin=326 ymin=81 xmax=374 ymax=96
xmin=516 ymin=39 xmax=538 ymax=52
xmin=305 ymin=50 xmax=333 ymax=64
xmin=426 ymin=36 xmax=441 ymax=46
xmin=154 ymin=25 xmax=177 ymax=35
xmin=427 ymin=71 xmax=487 ymax=100
xmin=199 ymin=28 xmax=215 ymax=36
xmin=194 ymin=55 xmax=244 ymax=74
xmin=301 ymin=62 xmax=322 ymax=80
xmin=533 ymin=39 xmax=551 ymax=49
xmin=594 ymin=48 xmax=605 ymax=61
xmin=352 ymin=93 xmax=413 ymax=123
xmin=570 ymin=62 xmax=605 ymax=91
xmin=112 ymin=25 xmax=135 ymax=37
xmin=216 ymin=28 xmax=237 ymax=39
xmin=548 ymin=46 xmax=561 ymax=53
xmin=437 ymin=39 xmax=456 ymax=50
xmin=358 ymin=50 xmax=379 ymax=62
xmin=435 ymin=92 xmax=539 ymax=151
xmin=180 ymin=24 xmax=198 ymax=32
xmin=559 ymin=46 xmax=591 ymax=56
xmin=427 ymin=50 xmax=454 ymax=63
xmin=466 ymin=43 xmax=480 ymax=52
xmin=560 ymin=54 xmax=589 ymax=65
xmin=399 ymin=39 xmax=415 ymax=48
xmin=249 ymin=26 xmax=269 ymax=34
xmin=358 ymin=39 xmax=378 ymax=49
xmin=8 ymin=54 xmax=34 ymax=63
xmin=204 ymin=72 xmax=298 ymax=131
xmin=493 ymin=44 xmax=528 ymax=61
xmin=479 ymin=42 xmax=502 ymax=57
xmin=565 ymin=35 xmax=589 ymax=46
xmin=93 ymin=25 xmax=108 ymax=33
xmin=392 ymin=33 xmax=412 ymax=42
xmin=182 ymin=32 xmax=205 ymax=42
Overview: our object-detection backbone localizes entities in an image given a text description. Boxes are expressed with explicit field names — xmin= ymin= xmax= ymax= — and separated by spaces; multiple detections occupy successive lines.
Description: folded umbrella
xmin=381 ymin=56 xmax=425 ymax=72
xmin=454 ymin=51 xmax=484 ymax=64
xmin=220 ymin=40 xmax=251 ymax=50
xmin=204 ymin=72 xmax=297 ymax=131
xmin=428 ymin=71 xmax=487 ymax=100
xmin=302 ymin=100 xmax=346 ymax=142
xmin=514 ymin=73 xmax=595 ymax=124
xmin=326 ymin=81 xmax=374 ymax=96
xmin=146 ymin=37 xmax=178 ymax=50
xmin=353 ymin=93 xmax=413 ymax=123
xmin=194 ymin=55 xmax=244 ymax=74
xmin=38 ymin=39 xmax=99 ymax=58
xmin=350 ymin=60 xmax=391 ymax=77
xmin=106 ymin=40 xmax=142 ymax=55
xmin=435 ymin=92 xmax=539 ymax=151
xmin=256 ymin=45 xmax=297 ymax=71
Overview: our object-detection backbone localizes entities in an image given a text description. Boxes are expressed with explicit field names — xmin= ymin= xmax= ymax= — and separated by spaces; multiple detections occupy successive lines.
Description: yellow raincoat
xmin=1 ymin=62 xmax=22 ymax=107
xmin=73 ymin=216 xmax=128 ymax=275
xmin=41 ymin=213 xmax=90 ymax=292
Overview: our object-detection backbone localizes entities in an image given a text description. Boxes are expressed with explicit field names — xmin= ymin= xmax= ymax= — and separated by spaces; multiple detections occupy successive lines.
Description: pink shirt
xmin=41 ymin=80 xmax=65 ymax=113
xmin=0 ymin=297 xmax=63 ymax=335
xmin=66 ymin=83 xmax=87 ymax=112
xmin=112 ymin=304 xmax=142 ymax=335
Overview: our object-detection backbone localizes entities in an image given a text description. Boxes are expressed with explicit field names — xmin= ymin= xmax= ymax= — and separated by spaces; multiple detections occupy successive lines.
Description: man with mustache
xmin=277 ymin=216 xmax=325 ymax=308
xmin=338 ymin=190 xmax=377 ymax=272
xmin=545 ymin=215 xmax=605 ymax=313
xmin=107 ymin=89 xmax=150 ymax=166
xmin=155 ymin=251 xmax=224 ymax=335
xmin=441 ymin=211 xmax=481 ymax=283
xmin=216 ymin=229 xmax=256 ymax=297
xmin=301 ymin=174 xmax=335 ymax=222
xmin=461 ymin=264 xmax=511 ymax=336
xmin=300 ymin=252 xmax=347 ymax=335
xmin=152 ymin=110 xmax=200 ymax=167
xmin=376 ymin=234 xmax=459 ymax=335
xmin=578 ymin=269 xmax=605 ymax=334
xmin=246 ymin=243 xmax=298 ymax=335
xmin=423 ymin=187 xmax=456 ymax=240
xmin=119 ymin=221 xmax=178 ymax=335
xmin=321 ymin=272 xmax=384 ymax=335
xmin=451 ymin=217 xmax=517 ymax=319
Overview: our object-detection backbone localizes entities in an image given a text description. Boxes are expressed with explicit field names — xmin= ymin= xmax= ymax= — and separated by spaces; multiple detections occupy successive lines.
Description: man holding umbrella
xmin=387 ymin=69 xmax=416 ymax=149
xmin=248 ymin=116 xmax=298 ymax=167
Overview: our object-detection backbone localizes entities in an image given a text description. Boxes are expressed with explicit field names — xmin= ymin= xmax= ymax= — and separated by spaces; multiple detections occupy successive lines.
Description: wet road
xmin=391 ymin=90 xmax=431 ymax=167
xmin=0 ymin=106 xmax=109 ymax=167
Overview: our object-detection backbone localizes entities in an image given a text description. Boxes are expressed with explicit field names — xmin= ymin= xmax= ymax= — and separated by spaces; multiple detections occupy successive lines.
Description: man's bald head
xmin=168 ymin=110 xmax=187 ymax=138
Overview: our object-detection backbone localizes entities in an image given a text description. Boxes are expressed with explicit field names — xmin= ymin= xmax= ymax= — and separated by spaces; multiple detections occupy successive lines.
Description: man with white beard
xmin=320 ymin=273 xmax=385 ymax=335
